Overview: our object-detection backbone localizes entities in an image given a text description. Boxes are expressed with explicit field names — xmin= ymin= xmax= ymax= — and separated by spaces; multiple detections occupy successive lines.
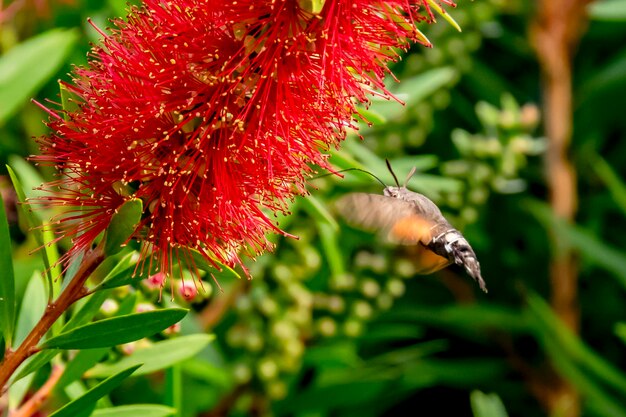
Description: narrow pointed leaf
xmin=528 ymin=295 xmax=626 ymax=393
xmin=95 ymin=251 xmax=139 ymax=290
xmin=7 ymin=163 xmax=61 ymax=291
xmin=525 ymin=199 xmax=626 ymax=289
xmin=0 ymin=28 xmax=78 ymax=124
xmin=187 ymin=248 xmax=241 ymax=280
xmin=589 ymin=153 xmax=626 ymax=215
xmin=426 ymin=0 xmax=461 ymax=31
xmin=300 ymin=194 xmax=339 ymax=231
xmin=63 ymin=290 xmax=112 ymax=331
xmin=470 ymin=391 xmax=509 ymax=417
xmin=318 ymin=221 xmax=344 ymax=277
xmin=12 ymin=350 xmax=60 ymax=383
xmin=56 ymin=348 xmax=109 ymax=389
xmin=41 ymin=308 xmax=188 ymax=349
xmin=14 ymin=272 xmax=47 ymax=346
xmin=48 ymin=365 xmax=141 ymax=417
xmin=0 ymin=190 xmax=16 ymax=346
xmin=92 ymin=405 xmax=175 ymax=417
xmin=588 ymin=0 xmax=626 ymax=21
xmin=59 ymin=82 xmax=81 ymax=116
xmin=87 ymin=334 xmax=214 ymax=378
xmin=104 ymin=199 xmax=142 ymax=256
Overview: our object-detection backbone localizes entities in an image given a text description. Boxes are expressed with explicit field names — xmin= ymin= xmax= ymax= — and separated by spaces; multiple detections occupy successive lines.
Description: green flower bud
xmin=257 ymin=357 xmax=279 ymax=380
xmin=343 ymin=319 xmax=364 ymax=337
xmin=317 ymin=317 xmax=337 ymax=337
xmin=376 ymin=293 xmax=394 ymax=310
xmin=352 ymin=300 xmax=373 ymax=320
xmin=386 ymin=279 xmax=406 ymax=298
xmin=360 ymin=279 xmax=381 ymax=298
xmin=267 ymin=380 xmax=288 ymax=400
xmin=233 ymin=363 xmax=252 ymax=384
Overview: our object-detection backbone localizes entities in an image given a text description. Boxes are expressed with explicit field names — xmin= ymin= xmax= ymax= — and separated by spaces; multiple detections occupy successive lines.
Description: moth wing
xmin=336 ymin=193 xmax=436 ymax=245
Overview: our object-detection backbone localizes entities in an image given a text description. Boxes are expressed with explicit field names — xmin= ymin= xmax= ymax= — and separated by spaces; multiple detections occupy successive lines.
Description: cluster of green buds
xmin=442 ymin=95 xmax=544 ymax=223
xmin=365 ymin=0 xmax=499 ymax=153
xmin=217 ymin=214 xmax=415 ymax=402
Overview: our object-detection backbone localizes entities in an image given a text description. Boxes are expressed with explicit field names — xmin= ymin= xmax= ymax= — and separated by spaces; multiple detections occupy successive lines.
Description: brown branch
xmin=0 ymin=245 xmax=105 ymax=393
xmin=198 ymin=280 xmax=248 ymax=331
xmin=11 ymin=364 xmax=64 ymax=417
xmin=199 ymin=384 xmax=249 ymax=417
xmin=530 ymin=1 xmax=591 ymax=416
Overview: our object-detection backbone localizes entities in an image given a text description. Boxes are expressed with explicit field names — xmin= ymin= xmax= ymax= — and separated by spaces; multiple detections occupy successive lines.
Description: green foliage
xmin=104 ymin=199 xmax=143 ymax=256
xmin=48 ymin=365 xmax=141 ymax=417
xmin=0 ymin=188 xmax=16 ymax=346
xmin=471 ymin=391 xmax=509 ymax=417
xmin=42 ymin=308 xmax=188 ymax=349
xmin=86 ymin=334 xmax=214 ymax=377
xmin=1 ymin=1 xmax=626 ymax=417
xmin=0 ymin=29 xmax=78 ymax=124
xmin=91 ymin=405 xmax=176 ymax=417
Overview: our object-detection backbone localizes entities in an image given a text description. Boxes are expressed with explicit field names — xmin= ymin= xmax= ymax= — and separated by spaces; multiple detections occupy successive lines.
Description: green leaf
xmin=388 ymin=304 xmax=532 ymax=335
xmin=63 ymin=290 xmax=112 ymax=331
xmin=187 ymin=248 xmax=241 ymax=280
xmin=8 ymin=372 xmax=35 ymax=411
xmin=589 ymin=152 xmax=626 ymax=216
xmin=470 ymin=391 xmax=509 ymax=417
xmin=402 ymin=358 xmax=507 ymax=388
xmin=588 ymin=0 xmax=626 ymax=21
xmin=426 ymin=0 xmax=462 ymax=31
xmin=0 ymin=189 xmax=16 ymax=346
xmin=104 ymin=199 xmax=143 ymax=256
xmin=164 ymin=365 xmax=182 ymax=416
xmin=318 ymin=221 xmax=344 ymax=277
xmin=56 ymin=348 xmax=109 ymax=390
xmin=578 ymin=49 xmax=626 ymax=104
xmin=615 ymin=322 xmax=626 ymax=344
xmin=6 ymin=157 xmax=46 ymax=203
xmin=364 ymin=68 xmax=457 ymax=121
xmin=359 ymin=323 xmax=424 ymax=341
xmin=92 ymin=405 xmax=175 ymax=417
xmin=107 ymin=0 xmax=135 ymax=18
xmin=180 ymin=358 xmax=233 ymax=389
xmin=14 ymin=272 xmax=47 ymax=346
xmin=41 ymin=308 xmax=188 ymax=349
xmin=298 ymin=0 xmax=325 ymax=14
xmin=528 ymin=295 xmax=626 ymax=394
xmin=48 ymin=365 xmax=141 ymax=417
xmin=12 ymin=349 xmax=60 ymax=383
xmin=355 ymin=107 xmax=387 ymax=125
xmin=541 ymin=336 xmax=626 ymax=417
xmin=7 ymin=163 xmax=61 ymax=294
xmin=299 ymin=194 xmax=339 ymax=232
xmin=59 ymin=82 xmax=81 ymax=116
xmin=0 ymin=28 xmax=78 ymax=124
xmin=525 ymin=199 xmax=626 ymax=289
xmin=87 ymin=334 xmax=214 ymax=378
xmin=95 ymin=252 xmax=140 ymax=290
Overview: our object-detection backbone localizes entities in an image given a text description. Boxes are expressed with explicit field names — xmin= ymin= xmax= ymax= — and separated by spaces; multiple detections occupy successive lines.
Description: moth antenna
xmin=311 ymin=167 xmax=387 ymax=188
xmin=385 ymin=159 xmax=400 ymax=187
xmin=404 ymin=166 xmax=417 ymax=187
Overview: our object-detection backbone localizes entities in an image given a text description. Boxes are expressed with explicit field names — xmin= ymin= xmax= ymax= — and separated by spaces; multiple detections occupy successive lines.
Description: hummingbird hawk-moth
xmin=336 ymin=161 xmax=487 ymax=293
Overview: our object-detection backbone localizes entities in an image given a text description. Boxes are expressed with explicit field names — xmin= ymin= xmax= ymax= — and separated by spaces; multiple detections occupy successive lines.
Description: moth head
xmin=383 ymin=186 xmax=401 ymax=198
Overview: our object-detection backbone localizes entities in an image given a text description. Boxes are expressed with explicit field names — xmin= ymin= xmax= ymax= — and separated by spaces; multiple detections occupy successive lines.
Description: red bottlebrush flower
xmin=32 ymin=0 xmax=455 ymax=281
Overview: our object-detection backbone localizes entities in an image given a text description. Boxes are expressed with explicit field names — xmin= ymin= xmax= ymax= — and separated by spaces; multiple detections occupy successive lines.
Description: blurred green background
xmin=1 ymin=0 xmax=626 ymax=416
